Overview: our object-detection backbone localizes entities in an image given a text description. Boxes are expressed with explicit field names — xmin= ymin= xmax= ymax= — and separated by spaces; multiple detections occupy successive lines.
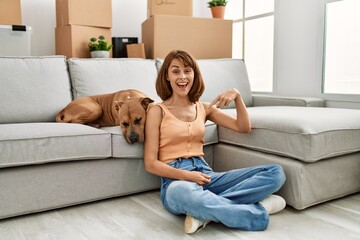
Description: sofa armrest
xmin=252 ymin=94 xmax=325 ymax=107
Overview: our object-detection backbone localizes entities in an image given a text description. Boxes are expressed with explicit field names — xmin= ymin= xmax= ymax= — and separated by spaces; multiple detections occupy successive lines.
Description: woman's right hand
xmin=185 ymin=171 xmax=211 ymax=186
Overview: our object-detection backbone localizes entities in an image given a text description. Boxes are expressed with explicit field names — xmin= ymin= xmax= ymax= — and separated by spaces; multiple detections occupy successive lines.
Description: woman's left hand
xmin=208 ymin=88 xmax=240 ymax=109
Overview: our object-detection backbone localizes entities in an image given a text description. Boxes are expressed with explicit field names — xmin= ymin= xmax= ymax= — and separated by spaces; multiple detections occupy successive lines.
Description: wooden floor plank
xmin=0 ymin=191 xmax=359 ymax=240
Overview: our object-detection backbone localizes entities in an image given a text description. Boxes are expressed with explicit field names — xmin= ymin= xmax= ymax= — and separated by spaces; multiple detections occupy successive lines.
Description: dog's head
xmin=114 ymin=97 xmax=154 ymax=144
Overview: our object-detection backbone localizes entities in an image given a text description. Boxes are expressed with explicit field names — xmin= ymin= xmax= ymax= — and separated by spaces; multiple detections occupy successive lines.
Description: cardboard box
xmin=0 ymin=0 xmax=22 ymax=25
xmin=147 ymin=0 xmax=192 ymax=18
xmin=142 ymin=15 xmax=232 ymax=59
xmin=126 ymin=44 xmax=146 ymax=59
xmin=112 ymin=37 xmax=138 ymax=58
xmin=56 ymin=0 xmax=112 ymax=28
xmin=56 ymin=25 xmax=112 ymax=58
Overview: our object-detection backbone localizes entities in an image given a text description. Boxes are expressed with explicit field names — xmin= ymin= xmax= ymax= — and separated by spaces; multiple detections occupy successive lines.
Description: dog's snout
xmin=129 ymin=132 xmax=139 ymax=144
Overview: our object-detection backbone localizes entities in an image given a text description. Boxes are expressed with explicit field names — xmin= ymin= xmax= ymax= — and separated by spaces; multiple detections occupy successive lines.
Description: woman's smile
xmin=177 ymin=82 xmax=189 ymax=90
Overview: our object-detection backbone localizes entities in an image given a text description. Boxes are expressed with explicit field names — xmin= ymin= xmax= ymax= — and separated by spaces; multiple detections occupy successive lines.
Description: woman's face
xmin=167 ymin=58 xmax=194 ymax=97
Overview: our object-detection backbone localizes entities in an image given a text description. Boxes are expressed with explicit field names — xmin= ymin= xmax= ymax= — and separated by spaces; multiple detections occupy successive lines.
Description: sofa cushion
xmin=156 ymin=58 xmax=253 ymax=107
xmin=0 ymin=123 xmax=112 ymax=168
xmin=0 ymin=56 xmax=72 ymax=124
xmin=252 ymin=94 xmax=325 ymax=107
xmin=67 ymin=58 xmax=161 ymax=102
xmin=197 ymin=59 xmax=253 ymax=107
xmin=101 ymin=121 xmax=218 ymax=158
xmin=219 ymin=106 xmax=360 ymax=162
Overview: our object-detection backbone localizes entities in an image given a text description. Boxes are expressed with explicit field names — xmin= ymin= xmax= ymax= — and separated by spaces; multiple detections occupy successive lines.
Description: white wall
xmin=111 ymin=0 xmax=147 ymax=40
xmin=21 ymin=0 xmax=56 ymax=56
xmin=19 ymin=0 xmax=360 ymax=108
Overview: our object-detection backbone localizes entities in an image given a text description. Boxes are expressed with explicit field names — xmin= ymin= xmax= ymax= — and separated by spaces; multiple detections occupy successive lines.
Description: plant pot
xmin=90 ymin=50 xmax=110 ymax=58
xmin=210 ymin=6 xmax=225 ymax=19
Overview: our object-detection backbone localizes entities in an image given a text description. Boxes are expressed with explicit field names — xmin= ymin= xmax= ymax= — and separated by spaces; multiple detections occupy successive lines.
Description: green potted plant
xmin=207 ymin=0 xmax=228 ymax=19
xmin=88 ymin=35 xmax=112 ymax=58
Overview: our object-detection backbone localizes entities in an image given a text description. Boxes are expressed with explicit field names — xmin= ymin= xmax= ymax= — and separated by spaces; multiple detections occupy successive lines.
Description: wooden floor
xmin=0 ymin=191 xmax=359 ymax=240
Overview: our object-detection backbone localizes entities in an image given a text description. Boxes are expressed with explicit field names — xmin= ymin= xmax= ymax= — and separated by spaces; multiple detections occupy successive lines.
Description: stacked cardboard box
xmin=142 ymin=0 xmax=232 ymax=59
xmin=142 ymin=15 xmax=232 ymax=59
xmin=121 ymin=0 xmax=194 ymax=59
xmin=147 ymin=0 xmax=193 ymax=18
xmin=126 ymin=43 xmax=146 ymax=58
xmin=0 ymin=0 xmax=22 ymax=25
xmin=55 ymin=0 xmax=112 ymax=58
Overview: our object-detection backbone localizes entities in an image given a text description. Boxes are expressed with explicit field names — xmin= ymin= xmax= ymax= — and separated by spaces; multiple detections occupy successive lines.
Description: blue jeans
xmin=160 ymin=156 xmax=286 ymax=231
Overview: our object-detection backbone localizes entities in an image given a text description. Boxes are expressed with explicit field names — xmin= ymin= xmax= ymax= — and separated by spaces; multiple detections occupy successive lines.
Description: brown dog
xmin=56 ymin=89 xmax=154 ymax=144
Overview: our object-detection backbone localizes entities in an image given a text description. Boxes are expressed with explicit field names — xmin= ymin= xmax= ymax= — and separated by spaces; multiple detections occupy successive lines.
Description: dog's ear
xmin=114 ymin=101 xmax=124 ymax=111
xmin=141 ymin=97 xmax=154 ymax=110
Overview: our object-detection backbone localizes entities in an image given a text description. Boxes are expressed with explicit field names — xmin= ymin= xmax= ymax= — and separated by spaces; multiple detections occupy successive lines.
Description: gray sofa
xmin=0 ymin=56 xmax=359 ymax=220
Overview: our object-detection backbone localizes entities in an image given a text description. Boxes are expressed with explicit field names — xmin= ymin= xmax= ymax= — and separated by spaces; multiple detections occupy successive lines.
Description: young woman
xmin=144 ymin=50 xmax=286 ymax=234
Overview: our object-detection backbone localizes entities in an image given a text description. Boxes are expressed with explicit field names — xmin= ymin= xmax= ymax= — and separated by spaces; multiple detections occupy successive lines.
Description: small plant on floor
xmin=88 ymin=35 xmax=112 ymax=52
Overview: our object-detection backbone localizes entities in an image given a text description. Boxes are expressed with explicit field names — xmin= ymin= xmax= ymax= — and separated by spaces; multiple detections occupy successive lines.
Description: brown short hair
xmin=156 ymin=50 xmax=205 ymax=103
